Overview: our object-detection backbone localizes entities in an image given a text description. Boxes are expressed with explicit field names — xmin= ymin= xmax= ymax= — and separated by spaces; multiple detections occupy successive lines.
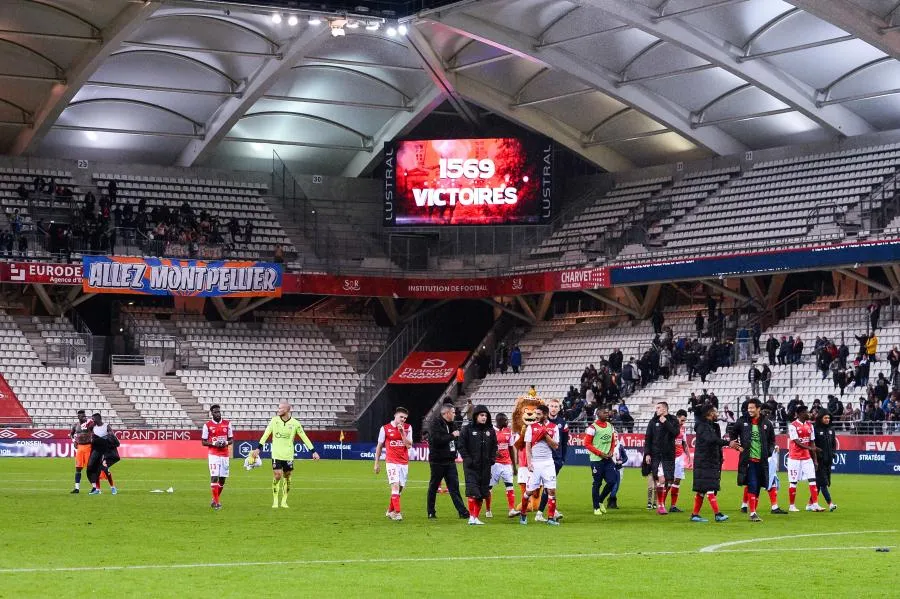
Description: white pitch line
xmin=0 ymin=545 xmax=894 ymax=575
xmin=699 ymin=530 xmax=897 ymax=553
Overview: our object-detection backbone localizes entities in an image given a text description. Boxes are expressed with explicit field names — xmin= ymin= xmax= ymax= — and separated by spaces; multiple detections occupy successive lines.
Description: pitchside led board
xmin=383 ymin=137 xmax=553 ymax=226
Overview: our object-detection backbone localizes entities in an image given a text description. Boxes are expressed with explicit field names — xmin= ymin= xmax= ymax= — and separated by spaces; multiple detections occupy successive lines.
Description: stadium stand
xmin=175 ymin=315 xmax=360 ymax=427
xmin=0 ymin=310 xmax=121 ymax=427
xmin=113 ymin=375 xmax=193 ymax=428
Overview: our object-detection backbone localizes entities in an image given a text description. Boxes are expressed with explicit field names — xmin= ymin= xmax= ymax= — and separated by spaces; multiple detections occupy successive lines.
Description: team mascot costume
xmin=512 ymin=394 xmax=545 ymax=512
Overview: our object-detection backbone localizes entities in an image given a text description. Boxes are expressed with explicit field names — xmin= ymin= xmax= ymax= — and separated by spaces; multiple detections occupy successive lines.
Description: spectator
xmin=244 ymin=220 xmax=254 ymax=244
xmin=618 ymin=401 xmax=634 ymax=433
xmin=827 ymin=394 xmax=843 ymax=419
xmin=760 ymin=364 xmax=772 ymax=400
xmin=651 ymin=308 xmax=664 ymax=335
xmin=706 ymin=295 xmax=716 ymax=324
xmin=107 ymin=179 xmax=117 ymax=201
xmin=695 ymin=311 xmax=704 ymax=338
xmin=608 ymin=348 xmax=623 ymax=373
xmin=17 ymin=235 xmax=27 ymax=257
xmin=737 ymin=326 xmax=750 ymax=361
xmin=748 ymin=362 xmax=761 ymax=397
xmin=273 ymin=244 xmax=285 ymax=263
xmin=509 ymin=345 xmax=522 ymax=374
xmin=838 ymin=341 xmax=850 ymax=368
xmin=659 ymin=347 xmax=671 ymax=379
xmin=228 ymin=217 xmax=240 ymax=244
xmin=866 ymin=333 xmax=878 ymax=362
xmin=687 ymin=392 xmax=701 ymax=415
xmin=621 ymin=358 xmax=639 ymax=396
xmin=869 ymin=302 xmax=881 ymax=332
xmin=765 ymin=334 xmax=778 ymax=366
xmin=751 ymin=321 xmax=761 ymax=355
xmin=888 ymin=346 xmax=900 ymax=386
xmin=792 ymin=336 xmax=804 ymax=364
xmin=456 ymin=367 xmax=465 ymax=396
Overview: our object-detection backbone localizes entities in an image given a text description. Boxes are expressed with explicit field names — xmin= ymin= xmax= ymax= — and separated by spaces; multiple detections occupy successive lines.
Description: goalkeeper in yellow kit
xmin=252 ymin=401 xmax=320 ymax=508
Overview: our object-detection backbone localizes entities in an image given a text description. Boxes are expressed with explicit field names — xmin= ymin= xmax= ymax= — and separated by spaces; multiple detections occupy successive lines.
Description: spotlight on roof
xmin=271 ymin=13 xmax=282 ymax=24
xmin=308 ymin=15 xmax=322 ymax=25
xmin=287 ymin=14 xmax=298 ymax=26
xmin=85 ymin=131 xmax=98 ymax=141
xmin=345 ymin=20 xmax=360 ymax=29
xmin=386 ymin=26 xmax=397 ymax=37
xmin=365 ymin=20 xmax=380 ymax=31
xmin=398 ymin=24 xmax=408 ymax=35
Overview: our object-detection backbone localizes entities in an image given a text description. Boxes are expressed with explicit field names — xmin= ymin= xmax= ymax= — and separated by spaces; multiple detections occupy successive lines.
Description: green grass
xmin=0 ymin=459 xmax=897 ymax=598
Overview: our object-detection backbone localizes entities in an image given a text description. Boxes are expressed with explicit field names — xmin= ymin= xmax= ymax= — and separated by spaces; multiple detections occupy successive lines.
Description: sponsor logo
xmin=9 ymin=264 xmax=25 ymax=282
xmin=0 ymin=429 xmax=16 ymax=439
xmin=388 ymin=440 xmax=405 ymax=447
xmin=238 ymin=442 xmax=252 ymax=457
xmin=323 ymin=444 xmax=350 ymax=450
xmin=342 ymin=279 xmax=361 ymax=292
xmin=865 ymin=441 xmax=896 ymax=451
xmin=30 ymin=430 xmax=53 ymax=439
xmin=421 ymin=358 xmax=447 ymax=368
xmin=894 ymin=465 xmax=900 ymax=472
xmin=359 ymin=451 xmax=376 ymax=459
xmin=511 ymin=277 xmax=523 ymax=291
xmin=859 ymin=453 xmax=886 ymax=462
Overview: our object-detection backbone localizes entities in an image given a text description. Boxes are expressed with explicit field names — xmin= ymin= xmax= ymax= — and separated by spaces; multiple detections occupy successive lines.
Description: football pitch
xmin=0 ymin=459 xmax=896 ymax=598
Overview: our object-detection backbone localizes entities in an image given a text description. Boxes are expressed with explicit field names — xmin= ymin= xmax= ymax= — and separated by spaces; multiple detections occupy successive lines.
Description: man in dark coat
xmin=426 ymin=403 xmax=469 ymax=519
xmin=727 ymin=398 xmax=780 ymax=522
xmin=458 ymin=405 xmax=497 ymax=525
xmin=642 ymin=402 xmax=679 ymax=515
xmin=85 ymin=413 xmax=120 ymax=494
xmin=814 ymin=412 xmax=837 ymax=512
xmin=690 ymin=404 xmax=739 ymax=522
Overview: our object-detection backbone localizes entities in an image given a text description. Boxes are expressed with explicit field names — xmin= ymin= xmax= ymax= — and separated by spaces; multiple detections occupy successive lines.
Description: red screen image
xmin=384 ymin=137 xmax=552 ymax=226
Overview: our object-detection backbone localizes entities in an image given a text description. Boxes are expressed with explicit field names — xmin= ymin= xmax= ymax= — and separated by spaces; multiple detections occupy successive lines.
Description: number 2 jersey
xmin=378 ymin=422 xmax=412 ymax=465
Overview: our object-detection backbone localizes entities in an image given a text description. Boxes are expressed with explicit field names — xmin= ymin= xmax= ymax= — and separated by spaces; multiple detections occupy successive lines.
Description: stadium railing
xmin=0 ymin=415 xmax=342 ymax=430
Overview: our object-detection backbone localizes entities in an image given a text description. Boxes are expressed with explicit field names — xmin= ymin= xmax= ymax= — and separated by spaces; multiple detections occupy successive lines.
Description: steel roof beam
xmin=175 ymin=24 xmax=328 ymax=167
xmin=10 ymin=1 xmax=162 ymax=155
xmin=84 ymin=80 xmax=240 ymax=98
xmin=738 ymin=35 xmax=855 ymax=62
xmin=582 ymin=0 xmax=873 ymax=137
xmin=262 ymin=95 xmax=410 ymax=111
xmin=427 ymin=11 xmax=746 ymax=156
xmin=120 ymin=41 xmax=280 ymax=59
xmin=341 ymin=85 xmax=445 ymax=177
xmin=406 ymin=25 xmax=480 ymax=127
xmin=788 ymin=1 xmax=900 ymax=59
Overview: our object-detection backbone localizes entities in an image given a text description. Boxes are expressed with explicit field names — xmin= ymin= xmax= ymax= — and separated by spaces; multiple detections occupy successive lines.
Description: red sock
xmin=768 ymin=487 xmax=778 ymax=505
xmin=706 ymin=492 xmax=720 ymax=514
xmin=656 ymin=485 xmax=666 ymax=506
xmin=692 ymin=492 xmax=704 ymax=516
xmin=506 ymin=488 xmax=515 ymax=510
xmin=475 ymin=499 xmax=483 ymax=518
xmin=810 ymin=484 xmax=819 ymax=504
xmin=742 ymin=487 xmax=750 ymax=504
xmin=749 ymin=494 xmax=758 ymax=514
xmin=105 ymin=472 xmax=114 ymax=487
xmin=390 ymin=493 xmax=400 ymax=513
xmin=468 ymin=497 xmax=475 ymax=517
xmin=519 ymin=493 xmax=530 ymax=515
xmin=670 ymin=485 xmax=680 ymax=507
xmin=486 ymin=492 xmax=492 ymax=512
xmin=547 ymin=495 xmax=557 ymax=519
xmin=211 ymin=483 xmax=218 ymax=501
xmin=789 ymin=486 xmax=797 ymax=506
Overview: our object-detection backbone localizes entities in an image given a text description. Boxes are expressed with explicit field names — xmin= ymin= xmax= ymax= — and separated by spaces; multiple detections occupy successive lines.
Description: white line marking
xmin=699 ymin=530 xmax=897 ymax=553
xmin=0 ymin=545 xmax=894 ymax=575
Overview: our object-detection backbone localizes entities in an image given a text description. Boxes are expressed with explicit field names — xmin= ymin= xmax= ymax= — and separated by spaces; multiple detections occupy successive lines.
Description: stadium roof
xmin=4 ymin=0 xmax=900 ymax=174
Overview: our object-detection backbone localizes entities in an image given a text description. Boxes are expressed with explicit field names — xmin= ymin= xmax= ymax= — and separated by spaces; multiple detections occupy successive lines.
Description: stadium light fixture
xmin=84 ymin=131 xmax=98 ymax=141
xmin=398 ymin=24 xmax=408 ymax=35
xmin=272 ymin=13 xmax=282 ymax=24
xmin=346 ymin=20 xmax=360 ymax=29
xmin=386 ymin=26 xmax=397 ymax=37
xmin=330 ymin=17 xmax=347 ymax=37
xmin=309 ymin=15 xmax=322 ymax=25
xmin=287 ymin=14 xmax=298 ymax=26
xmin=365 ymin=20 xmax=379 ymax=31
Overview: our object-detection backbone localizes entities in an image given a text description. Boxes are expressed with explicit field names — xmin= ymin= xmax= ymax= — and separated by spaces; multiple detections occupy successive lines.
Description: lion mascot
xmin=511 ymin=394 xmax=545 ymax=512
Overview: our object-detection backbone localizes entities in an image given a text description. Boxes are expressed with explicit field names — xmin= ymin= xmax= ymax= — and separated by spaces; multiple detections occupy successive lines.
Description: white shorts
xmin=787 ymin=458 xmax=816 ymax=483
xmin=517 ymin=467 xmax=530 ymax=486
xmin=526 ymin=461 xmax=557 ymax=492
xmin=490 ymin=463 xmax=514 ymax=487
xmin=386 ymin=463 xmax=408 ymax=487
xmin=769 ymin=473 xmax=780 ymax=490
xmin=208 ymin=455 xmax=230 ymax=478
xmin=674 ymin=455 xmax=686 ymax=480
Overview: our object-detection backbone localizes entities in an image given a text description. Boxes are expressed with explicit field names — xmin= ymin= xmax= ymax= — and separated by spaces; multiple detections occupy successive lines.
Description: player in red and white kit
xmin=201 ymin=404 xmax=233 ymax=510
xmin=787 ymin=405 xmax=823 ymax=512
xmin=519 ymin=405 xmax=560 ymax=526
xmin=486 ymin=413 xmax=519 ymax=518
xmin=667 ymin=409 xmax=692 ymax=513
xmin=373 ymin=407 xmax=413 ymax=521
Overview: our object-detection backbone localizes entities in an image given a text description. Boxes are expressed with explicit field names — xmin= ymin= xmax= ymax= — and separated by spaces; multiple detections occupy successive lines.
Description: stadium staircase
xmin=161 ymin=376 xmax=208 ymax=426
xmin=90 ymin=374 xmax=145 ymax=426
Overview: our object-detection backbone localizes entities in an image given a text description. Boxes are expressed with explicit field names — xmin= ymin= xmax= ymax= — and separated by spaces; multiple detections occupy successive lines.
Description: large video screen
xmin=383 ymin=137 xmax=553 ymax=226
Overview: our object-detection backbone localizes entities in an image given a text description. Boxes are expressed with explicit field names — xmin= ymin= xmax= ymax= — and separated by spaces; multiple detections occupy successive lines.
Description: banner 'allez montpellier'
xmin=82 ymin=256 xmax=283 ymax=297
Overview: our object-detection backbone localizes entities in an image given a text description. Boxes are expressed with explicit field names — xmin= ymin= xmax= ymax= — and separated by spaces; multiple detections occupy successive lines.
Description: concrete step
xmin=161 ymin=376 xmax=206 ymax=426
xmin=91 ymin=374 xmax=146 ymax=427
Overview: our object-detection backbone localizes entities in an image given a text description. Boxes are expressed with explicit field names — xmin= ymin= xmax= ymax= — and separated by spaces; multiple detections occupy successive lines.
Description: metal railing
xmin=352 ymin=310 xmax=434 ymax=417
xmin=41 ymin=332 xmax=92 ymax=368
xmin=0 ymin=416 xmax=344 ymax=430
